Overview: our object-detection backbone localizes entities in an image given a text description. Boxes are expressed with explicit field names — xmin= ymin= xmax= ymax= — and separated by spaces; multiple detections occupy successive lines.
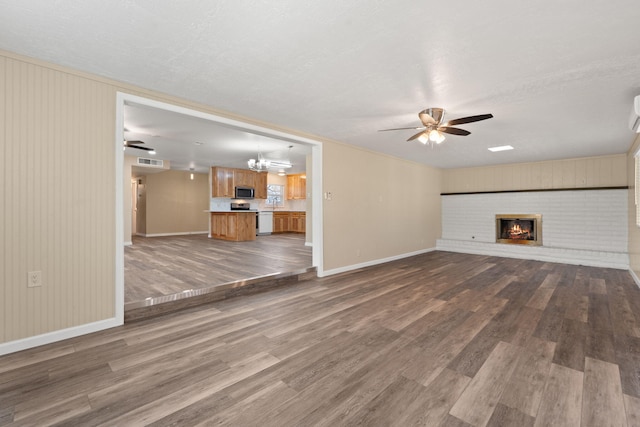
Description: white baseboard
xmin=437 ymin=239 xmax=629 ymax=270
xmin=305 ymin=242 xmax=313 ymax=247
xmin=124 ymin=241 xmax=133 ymax=246
xmin=320 ymin=247 xmax=437 ymax=277
xmin=0 ymin=317 xmax=122 ymax=356
xmin=629 ymin=268 xmax=640 ymax=289
xmin=141 ymin=231 xmax=209 ymax=237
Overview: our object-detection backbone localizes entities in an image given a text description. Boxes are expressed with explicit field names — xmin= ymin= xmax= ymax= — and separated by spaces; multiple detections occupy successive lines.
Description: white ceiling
xmin=124 ymin=102 xmax=311 ymax=174
xmin=2 ymin=1 xmax=640 ymax=170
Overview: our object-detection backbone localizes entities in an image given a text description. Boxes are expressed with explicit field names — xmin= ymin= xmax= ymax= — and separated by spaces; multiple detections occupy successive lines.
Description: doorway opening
xmin=115 ymin=92 xmax=324 ymax=323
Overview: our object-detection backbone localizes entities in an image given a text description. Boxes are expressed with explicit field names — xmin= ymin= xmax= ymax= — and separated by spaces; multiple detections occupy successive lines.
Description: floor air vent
xmin=137 ymin=157 xmax=164 ymax=167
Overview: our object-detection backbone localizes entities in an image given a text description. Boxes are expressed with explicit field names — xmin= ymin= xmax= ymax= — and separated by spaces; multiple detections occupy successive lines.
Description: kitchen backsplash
xmin=210 ymin=198 xmax=306 ymax=212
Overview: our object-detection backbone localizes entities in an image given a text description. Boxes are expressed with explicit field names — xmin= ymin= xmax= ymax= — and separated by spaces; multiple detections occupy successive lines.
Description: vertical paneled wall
xmin=1 ymin=55 xmax=116 ymax=343
xmin=442 ymin=155 xmax=627 ymax=194
xmin=0 ymin=56 xmax=6 ymax=343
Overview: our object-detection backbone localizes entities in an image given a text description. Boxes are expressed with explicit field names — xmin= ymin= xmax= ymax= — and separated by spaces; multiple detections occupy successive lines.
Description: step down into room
xmin=124 ymin=266 xmax=317 ymax=322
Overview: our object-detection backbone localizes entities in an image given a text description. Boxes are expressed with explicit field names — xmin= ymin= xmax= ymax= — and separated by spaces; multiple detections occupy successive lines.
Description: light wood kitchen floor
xmin=2 ymin=252 xmax=640 ymax=426
xmin=125 ymin=233 xmax=312 ymax=303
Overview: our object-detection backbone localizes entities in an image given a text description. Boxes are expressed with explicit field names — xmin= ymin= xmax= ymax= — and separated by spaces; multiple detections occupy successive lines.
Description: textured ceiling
xmin=124 ymin=102 xmax=311 ymax=174
xmin=2 ymin=1 xmax=640 ymax=169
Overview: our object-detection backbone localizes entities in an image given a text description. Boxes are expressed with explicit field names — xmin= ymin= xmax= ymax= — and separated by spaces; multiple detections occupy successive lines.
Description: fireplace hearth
xmin=496 ymin=214 xmax=542 ymax=246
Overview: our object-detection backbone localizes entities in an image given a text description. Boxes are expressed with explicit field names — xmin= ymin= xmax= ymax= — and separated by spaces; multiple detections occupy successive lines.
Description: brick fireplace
xmin=438 ymin=190 xmax=627 ymax=269
xmin=496 ymin=214 xmax=542 ymax=246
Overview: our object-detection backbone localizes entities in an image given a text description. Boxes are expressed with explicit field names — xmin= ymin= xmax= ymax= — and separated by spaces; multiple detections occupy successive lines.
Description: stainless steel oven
xmin=230 ymin=202 xmax=258 ymax=235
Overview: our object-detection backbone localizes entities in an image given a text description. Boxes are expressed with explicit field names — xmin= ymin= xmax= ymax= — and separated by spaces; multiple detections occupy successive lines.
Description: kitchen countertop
xmin=206 ymin=210 xmax=258 ymax=213
xmin=206 ymin=210 xmax=304 ymax=213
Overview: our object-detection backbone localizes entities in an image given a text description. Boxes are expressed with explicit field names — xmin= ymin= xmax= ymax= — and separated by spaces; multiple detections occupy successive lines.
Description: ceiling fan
xmin=379 ymin=108 xmax=493 ymax=144
xmin=123 ymin=140 xmax=155 ymax=152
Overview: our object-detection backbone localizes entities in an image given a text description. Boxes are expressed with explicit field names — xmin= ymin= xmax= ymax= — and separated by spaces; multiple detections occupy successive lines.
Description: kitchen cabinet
xmin=234 ymin=169 xmax=255 ymax=188
xmin=273 ymin=212 xmax=290 ymax=233
xmin=254 ymin=172 xmax=267 ymax=199
xmin=290 ymin=212 xmax=305 ymax=233
xmin=210 ymin=212 xmax=256 ymax=241
xmin=286 ymin=174 xmax=306 ymax=200
xmin=211 ymin=167 xmax=234 ymax=198
xmin=211 ymin=167 xmax=267 ymax=199
xmin=273 ymin=211 xmax=305 ymax=233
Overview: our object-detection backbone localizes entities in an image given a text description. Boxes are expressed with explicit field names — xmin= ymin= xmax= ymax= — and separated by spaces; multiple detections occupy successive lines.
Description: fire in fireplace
xmin=496 ymin=214 xmax=542 ymax=246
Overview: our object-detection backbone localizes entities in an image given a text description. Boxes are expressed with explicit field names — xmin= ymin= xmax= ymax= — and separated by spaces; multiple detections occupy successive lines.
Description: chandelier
xmin=247 ymin=152 xmax=270 ymax=172
xmin=247 ymin=146 xmax=295 ymax=173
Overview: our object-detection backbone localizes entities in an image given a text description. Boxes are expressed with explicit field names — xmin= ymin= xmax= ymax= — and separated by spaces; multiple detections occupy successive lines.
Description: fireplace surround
xmin=496 ymin=214 xmax=542 ymax=246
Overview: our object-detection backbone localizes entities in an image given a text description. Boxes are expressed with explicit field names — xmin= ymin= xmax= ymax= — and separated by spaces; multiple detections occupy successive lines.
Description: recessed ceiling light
xmin=194 ymin=141 xmax=203 ymax=146
xmin=488 ymin=145 xmax=514 ymax=152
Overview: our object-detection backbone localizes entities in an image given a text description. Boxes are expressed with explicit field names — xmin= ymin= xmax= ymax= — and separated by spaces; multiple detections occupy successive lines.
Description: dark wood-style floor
xmin=125 ymin=233 xmax=312 ymax=303
xmin=2 ymin=252 xmax=640 ymax=426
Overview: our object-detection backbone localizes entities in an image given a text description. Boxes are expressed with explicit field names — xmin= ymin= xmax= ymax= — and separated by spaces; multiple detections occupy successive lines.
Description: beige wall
xmin=144 ymin=170 xmax=209 ymax=235
xmin=267 ymin=173 xmax=287 ymax=187
xmin=1 ymin=53 xmax=117 ymax=343
xmin=628 ymin=135 xmax=640 ymax=277
xmin=322 ymin=141 xmax=442 ymax=272
xmin=442 ymin=154 xmax=627 ymax=193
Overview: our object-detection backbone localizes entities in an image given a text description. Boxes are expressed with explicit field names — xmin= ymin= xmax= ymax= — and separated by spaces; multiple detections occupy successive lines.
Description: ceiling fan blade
xmin=407 ymin=130 xmax=427 ymax=142
xmin=127 ymin=145 xmax=154 ymax=151
xmin=124 ymin=140 xmax=155 ymax=151
xmin=438 ymin=126 xmax=471 ymax=136
xmin=378 ymin=126 xmax=425 ymax=132
xmin=444 ymin=113 xmax=493 ymax=126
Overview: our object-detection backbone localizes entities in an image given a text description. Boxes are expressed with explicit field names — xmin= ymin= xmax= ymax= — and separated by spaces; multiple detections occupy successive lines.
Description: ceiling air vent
xmin=137 ymin=157 xmax=164 ymax=167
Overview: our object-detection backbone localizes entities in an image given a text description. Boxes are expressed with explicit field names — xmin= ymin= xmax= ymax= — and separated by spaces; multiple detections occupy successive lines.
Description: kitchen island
xmin=210 ymin=211 xmax=256 ymax=241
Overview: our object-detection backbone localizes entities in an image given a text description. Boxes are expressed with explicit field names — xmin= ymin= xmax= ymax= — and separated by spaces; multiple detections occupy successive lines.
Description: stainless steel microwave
xmin=234 ymin=186 xmax=254 ymax=199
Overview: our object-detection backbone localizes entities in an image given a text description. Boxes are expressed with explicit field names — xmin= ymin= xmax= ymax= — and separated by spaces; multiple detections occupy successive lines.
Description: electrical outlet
xmin=28 ymin=271 xmax=42 ymax=288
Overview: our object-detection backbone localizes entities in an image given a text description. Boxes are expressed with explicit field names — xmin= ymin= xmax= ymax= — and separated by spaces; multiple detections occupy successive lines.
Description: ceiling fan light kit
xmin=379 ymin=108 xmax=493 ymax=146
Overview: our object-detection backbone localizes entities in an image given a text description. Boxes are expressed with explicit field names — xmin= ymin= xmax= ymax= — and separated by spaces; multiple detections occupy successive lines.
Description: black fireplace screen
xmin=499 ymin=219 xmax=535 ymax=240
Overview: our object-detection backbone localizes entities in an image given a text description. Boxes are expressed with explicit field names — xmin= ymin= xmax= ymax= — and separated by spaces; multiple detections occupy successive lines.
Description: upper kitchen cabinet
xmin=234 ymin=169 xmax=255 ymax=188
xmin=212 ymin=167 xmax=234 ymax=198
xmin=287 ymin=173 xmax=306 ymax=200
xmin=211 ymin=167 xmax=267 ymax=199
xmin=254 ymin=172 xmax=267 ymax=199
